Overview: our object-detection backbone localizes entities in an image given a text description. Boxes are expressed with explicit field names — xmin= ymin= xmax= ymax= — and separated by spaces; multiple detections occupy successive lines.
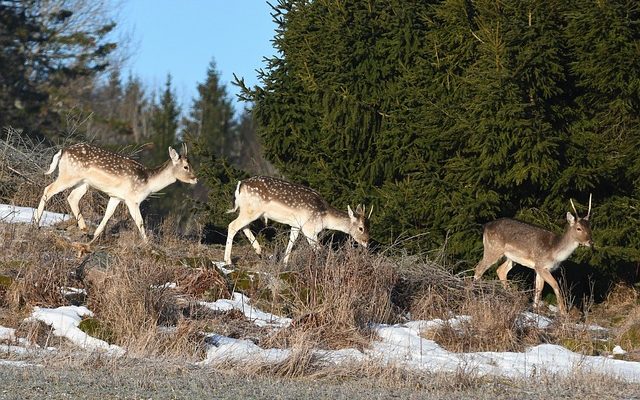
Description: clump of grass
xmin=5 ymin=231 xmax=79 ymax=310
xmin=389 ymin=251 xmax=542 ymax=352
xmin=264 ymin=244 xmax=397 ymax=351
xmin=84 ymin=249 xmax=198 ymax=358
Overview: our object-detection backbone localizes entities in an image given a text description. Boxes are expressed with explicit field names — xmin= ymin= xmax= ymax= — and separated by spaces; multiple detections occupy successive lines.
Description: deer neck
xmin=145 ymin=160 xmax=176 ymax=194
xmin=551 ymin=228 xmax=580 ymax=264
xmin=322 ymin=208 xmax=351 ymax=234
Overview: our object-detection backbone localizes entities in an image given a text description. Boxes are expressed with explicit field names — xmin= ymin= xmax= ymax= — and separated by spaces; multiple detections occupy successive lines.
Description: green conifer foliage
xmin=238 ymin=0 xmax=640 ymax=285
xmin=184 ymin=60 xmax=245 ymax=231
xmin=150 ymin=75 xmax=181 ymax=165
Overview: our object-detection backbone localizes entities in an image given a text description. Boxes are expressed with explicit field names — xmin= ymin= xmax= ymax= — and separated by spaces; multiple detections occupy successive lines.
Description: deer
xmin=473 ymin=196 xmax=593 ymax=314
xmin=33 ymin=142 xmax=197 ymax=245
xmin=223 ymin=176 xmax=371 ymax=265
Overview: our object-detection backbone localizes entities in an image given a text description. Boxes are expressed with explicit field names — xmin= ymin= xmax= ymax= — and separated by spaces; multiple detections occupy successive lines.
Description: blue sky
xmin=117 ymin=1 xmax=277 ymax=115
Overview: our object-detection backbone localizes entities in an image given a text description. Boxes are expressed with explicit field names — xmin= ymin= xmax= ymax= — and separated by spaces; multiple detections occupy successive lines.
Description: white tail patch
xmin=44 ymin=150 xmax=62 ymax=175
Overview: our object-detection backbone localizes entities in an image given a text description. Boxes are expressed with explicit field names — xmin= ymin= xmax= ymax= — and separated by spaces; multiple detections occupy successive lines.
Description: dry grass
xmin=263 ymin=245 xmax=397 ymax=351
xmin=1 ymin=162 xmax=639 ymax=385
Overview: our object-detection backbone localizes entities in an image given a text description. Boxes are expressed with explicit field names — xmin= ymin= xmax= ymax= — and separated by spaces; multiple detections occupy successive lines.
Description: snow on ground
xmin=1 ymin=204 xmax=639 ymax=382
xmin=26 ymin=306 xmax=124 ymax=357
xmin=202 ymin=312 xmax=640 ymax=383
xmin=199 ymin=292 xmax=292 ymax=328
xmin=0 ymin=326 xmax=16 ymax=342
xmin=0 ymin=204 xmax=69 ymax=226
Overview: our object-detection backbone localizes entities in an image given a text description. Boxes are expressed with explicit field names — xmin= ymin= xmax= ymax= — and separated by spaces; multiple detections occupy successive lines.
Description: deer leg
xmin=66 ymin=183 xmax=89 ymax=231
xmin=302 ymin=230 xmax=320 ymax=252
xmin=34 ymin=178 xmax=77 ymax=226
xmin=224 ymin=214 xmax=256 ymax=265
xmin=282 ymin=227 xmax=301 ymax=265
xmin=496 ymin=259 xmax=513 ymax=288
xmin=89 ymin=197 xmax=121 ymax=243
xmin=124 ymin=200 xmax=147 ymax=242
xmin=242 ymin=228 xmax=262 ymax=255
xmin=536 ymin=267 xmax=566 ymax=314
xmin=473 ymin=250 xmax=502 ymax=280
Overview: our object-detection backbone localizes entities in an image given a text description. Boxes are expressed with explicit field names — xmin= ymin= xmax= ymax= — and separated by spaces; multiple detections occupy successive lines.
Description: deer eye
xmin=576 ymin=227 xmax=582 ymax=232
xmin=183 ymin=165 xmax=189 ymax=170
xmin=358 ymin=227 xmax=364 ymax=232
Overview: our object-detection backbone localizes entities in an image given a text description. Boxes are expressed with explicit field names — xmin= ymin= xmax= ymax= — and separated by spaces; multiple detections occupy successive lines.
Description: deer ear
xmin=169 ymin=147 xmax=179 ymax=162
xmin=356 ymin=204 xmax=364 ymax=215
xmin=347 ymin=205 xmax=355 ymax=219
xmin=566 ymin=212 xmax=576 ymax=225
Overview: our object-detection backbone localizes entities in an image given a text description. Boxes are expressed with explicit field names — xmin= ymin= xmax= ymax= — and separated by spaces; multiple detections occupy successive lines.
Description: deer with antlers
xmin=224 ymin=176 xmax=371 ymax=265
xmin=473 ymin=196 xmax=593 ymax=313
xmin=34 ymin=143 xmax=197 ymax=244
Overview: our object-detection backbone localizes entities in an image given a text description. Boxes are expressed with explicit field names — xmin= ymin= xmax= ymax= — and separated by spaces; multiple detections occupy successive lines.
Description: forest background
xmin=1 ymin=0 xmax=639 ymax=301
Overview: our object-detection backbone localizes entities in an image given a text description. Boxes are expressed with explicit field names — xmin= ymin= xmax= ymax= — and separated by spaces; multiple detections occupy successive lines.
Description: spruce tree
xmin=238 ymin=0 xmax=640 ymax=289
xmin=0 ymin=0 xmax=116 ymax=139
xmin=150 ymin=74 xmax=180 ymax=164
xmin=183 ymin=59 xmax=245 ymax=232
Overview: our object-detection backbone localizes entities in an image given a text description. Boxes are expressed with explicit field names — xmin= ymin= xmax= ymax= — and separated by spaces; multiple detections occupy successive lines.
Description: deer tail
xmin=226 ymin=181 xmax=242 ymax=214
xmin=44 ymin=150 xmax=62 ymax=175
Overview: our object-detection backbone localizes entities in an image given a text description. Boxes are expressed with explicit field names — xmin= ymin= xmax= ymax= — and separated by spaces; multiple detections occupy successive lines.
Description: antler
xmin=368 ymin=204 xmax=374 ymax=219
xmin=570 ymin=198 xmax=579 ymax=217
xmin=586 ymin=193 xmax=592 ymax=220
xmin=182 ymin=142 xmax=188 ymax=157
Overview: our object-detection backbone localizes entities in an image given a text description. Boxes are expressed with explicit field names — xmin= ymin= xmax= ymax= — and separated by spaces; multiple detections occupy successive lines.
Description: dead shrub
xmin=429 ymin=289 xmax=534 ymax=353
xmin=5 ymin=233 xmax=80 ymax=310
xmin=174 ymin=264 xmax=231 ymax=300
xmin=388 ymin=251 xmax=539 ymax=352
xmin=265 ymin=244 xmax=397 ymax=351
xmin=85 ymin=250 xmax=197 ymax=358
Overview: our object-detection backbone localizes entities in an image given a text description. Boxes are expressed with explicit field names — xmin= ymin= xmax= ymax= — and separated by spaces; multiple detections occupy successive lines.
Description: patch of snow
xmin=516 ymin=311 xmax=553 ymax=329
xmin=612 ymin=345 xmax=627 ymax=356
xmin=0 ymin=359 xmax=42 ymax=368
xmin=212 ymin=261 xmax=233 ymax=275
xmin=201 ymin=334 xmax=290 ymax=365
xmin=405 ymin=316 xmax=471 ymax=332
xmin=60 ymin=287 xmax=87 ymax=296
xmin=0 ymin=344 xmax=31 ymax=356
xmin=201 ymin=308 xmax=640 ymax=383
xmin=152 ymin=282 xmax=177 ymax=289
xmin=199 ymin=292 xmax=292 ymax=328
xmin=0 ymin=204 xmax=70 ymax=226
xmin=26 ymin=306 xmax=124 ymax=356
xmin=0 ymin=326 xmax=16 ymax=342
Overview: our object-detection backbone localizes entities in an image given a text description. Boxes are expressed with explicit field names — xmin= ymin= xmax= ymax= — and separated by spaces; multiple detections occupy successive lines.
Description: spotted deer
xmin=34 ymin=143 xmax=197 ymax=244
xmin=224 ymin=176 xmax=371 ymax=265
xmin=473 ymin=196 xmax=593 ymax=313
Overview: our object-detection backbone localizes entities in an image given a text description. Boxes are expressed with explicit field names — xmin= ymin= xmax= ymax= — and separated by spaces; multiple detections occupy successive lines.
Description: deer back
xmin=239 ymin=176 xmax=328 ymax=216
xmin=58 ymin=143 xmax=196 ymax=199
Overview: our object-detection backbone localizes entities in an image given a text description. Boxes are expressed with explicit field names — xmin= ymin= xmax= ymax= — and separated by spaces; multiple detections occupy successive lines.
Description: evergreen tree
xmin=0 ymin=0 xmax=116 ymax=139
xmin=183 ymin=59 xmax=244 ymax=232
xmin=183 ymin=59 xmax=236 ymax=159
xmin=122 ymin=74 xmax=150 ymax=144
xmin=561 ymin=0 xmax=640 ymax=280
xmin=150 ymin=74 xmax=180 ymax=164
xmin=238 ymin=0 xmax=640 ymax=290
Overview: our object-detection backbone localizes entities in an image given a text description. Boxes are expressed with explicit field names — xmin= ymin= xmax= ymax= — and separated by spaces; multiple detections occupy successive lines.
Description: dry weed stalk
xmin=265 ymin=244 xmax=397 ymax=351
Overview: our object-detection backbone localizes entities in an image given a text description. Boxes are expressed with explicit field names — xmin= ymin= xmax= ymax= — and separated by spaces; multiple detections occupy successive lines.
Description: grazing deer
xmin=224 ymin=176 xmax=371 ymax=265
xmin=34 ymin=143 xmax=197 ymax=244
xmin=473 ymin=196 xmax=593 ymax=313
